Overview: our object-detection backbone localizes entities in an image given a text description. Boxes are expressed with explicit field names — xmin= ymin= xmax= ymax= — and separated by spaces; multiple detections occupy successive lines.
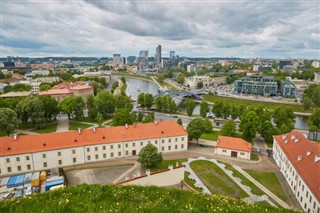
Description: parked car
xmin=34 ymin=186 xmax=40 ymax=193
xmin=26 ymin=186 xmax=32 ymax=196
xmin=172 ymin=115 xmax=178 ymax=118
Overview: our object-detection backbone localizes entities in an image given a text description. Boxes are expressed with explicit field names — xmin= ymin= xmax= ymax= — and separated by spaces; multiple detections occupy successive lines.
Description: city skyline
xmin=1 ymin=1 xmax=320 ymax=59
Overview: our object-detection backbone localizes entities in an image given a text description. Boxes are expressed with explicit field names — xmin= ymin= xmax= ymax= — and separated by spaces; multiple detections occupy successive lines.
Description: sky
xmin=1 ymin=0 xmax=320 ymax=59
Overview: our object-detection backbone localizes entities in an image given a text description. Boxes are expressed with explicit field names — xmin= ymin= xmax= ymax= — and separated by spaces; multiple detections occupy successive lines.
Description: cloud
xmin=1 ymin=0 xmax=320 ymax=58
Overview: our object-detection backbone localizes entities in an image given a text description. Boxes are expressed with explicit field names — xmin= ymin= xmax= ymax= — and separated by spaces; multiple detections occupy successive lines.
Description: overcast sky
xmin=1 ymin=0 xmax=320 ymax=59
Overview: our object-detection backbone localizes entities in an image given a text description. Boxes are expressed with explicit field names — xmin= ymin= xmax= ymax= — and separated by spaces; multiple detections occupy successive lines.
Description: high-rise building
xmin=154 ymin=45 xmax=162 ymax=67
xmin=112 ymin=54 xmax=121 ymax=65
xmin=170 ymin=51 xmax=175 ymax=59
xmin=139 ymin=50 xmax=149 ymax=70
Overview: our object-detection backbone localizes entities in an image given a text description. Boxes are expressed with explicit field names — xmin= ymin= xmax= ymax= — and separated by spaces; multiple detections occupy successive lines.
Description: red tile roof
xmin=0 ymin=120 xmax=187 ymax=156
xmin=39 ymin=89 xmax=72 ymax=95
xmin=274 ymin=131 xmax=320 ymax=203
xmin=217 ymin=136 xmax=252 ymax=152
xmin=69 ymin=85 xmax=93 ymax=91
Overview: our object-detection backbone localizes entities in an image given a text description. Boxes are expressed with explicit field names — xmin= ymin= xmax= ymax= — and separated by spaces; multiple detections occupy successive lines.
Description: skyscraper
xmin=112 ymin=54 xmax=121 ymax=65
xmin=170 ymin=51 xmax=175 ymax=59
xmin=155 ymin=45 xmax=161 ymax=67
xmin=138 ymin=50 xmax=149 ymax=70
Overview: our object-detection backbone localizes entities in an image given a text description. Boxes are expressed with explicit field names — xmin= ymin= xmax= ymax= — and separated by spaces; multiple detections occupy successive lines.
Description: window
xmin=182 ymin=137 xmax=184 ymax=141
xmin=118 ymin=152 xmax=121 ymax=157
xmin=72 ymin=150 xmax=75 ymax=154
xmin=103 ymin=153 xmax=106 ymax=158
xmin=43 ymin=162 xmax=47 ymax=168
xmin=222 ymin=149 xmax=227 ymax=153
xmin=148 ymin=141 xmax=151 ymax=144
xmin=133 ymin=143 xmax=135 ymax=147
xmin=118 ymin=144 xmax=121 ymax=149
xmin=300 ymin=197 xmax=302 ymax=202
xmin=168 ymin=146 xmax=171 ymax=151
xmin=304 ymin=203 xmax=307 ymax=209
xmin=302 ymin=185 xmax=305 ymax=191
xmin=313 ymin=201 xmax=316 ymax=209
xmin=87 ymin=148 xmax=90 ymax=152
xmin=95 ymin=147 xmax=98 ymax=151
xmin=126 ymin=151 xmax=129 ymax=155
xmin=155 ymin=140 xmax=158 ymax=144
xmin=27 ymin=164 xmax=31 ymax=170
xmin=43 ymin=154 xmax=46 ymax=158
xmin=103 ymin=146 xmax=106 ymax=150
xmin=95 ymin=154 xmax=99 ymax=159
xmin=6 ymin=158 xmax=10 ymax=163
xmin=16 ymin=157 xmax=20 ymax=162
xmin=175 ymin=145 xmax=178 ymax=150
xmin=169 ymin=139 xmax=171 ymax=142
xmin=87 ymin=156 xmax=91 ymax=160
xmin=58 ymin=160 xmax=62 ymax=165
xmin=175 ymin=138 xmax=178 ymax=142
xmin=162 ymin=147 xmax=164 ymax=151
xmin=73 ymin=158 xmax=76 ymax=163
xmin=26 ymin=156 xmax=30 ymax=161
xmin=111 ymin=153 xmax=114 ymax=157
xmin=297 ymin=192 xmax=300 ymax=197
xmin=7 ymin=167 xmax=11 ymax=173
xmin=111 ymin=145 xmax=113 ymax=149
xmin=240 ymin=153 xmax=245 ymax=155
xmin=309 ymin=196 xmax=312 ymax=203
xmin=306 ymin=191 xmax=309 ymax=197
xmin=17 ymin=166 xmax=21 ymax=171
xmin=162 ymin=139 xmax=164 ymax=143
xmin=125 ymin=144 xmax=128 ymax=148
xmin=181 ymin=144 xmax=184 ymax=149
xmin=58 ymin=152 xmax=61 ymax=156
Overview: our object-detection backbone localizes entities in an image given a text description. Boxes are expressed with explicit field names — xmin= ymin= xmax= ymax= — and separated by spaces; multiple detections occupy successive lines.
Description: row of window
xmin=6 ymin=164 xmax=31 ymax=173
xmin=6 ymin=156 xmax=31 ymax=163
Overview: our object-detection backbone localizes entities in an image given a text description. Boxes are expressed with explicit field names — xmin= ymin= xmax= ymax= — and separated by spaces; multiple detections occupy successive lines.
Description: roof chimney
xmin=93 ymin=127 xmax=96 ymax=133
xmin=291 ymin=135 xmax=296 ymax=140
xmin=281 ymin=135 xmax=287 ymax=140
xmin=284 ymin=140 xmax=288 ymax=144
xmin=133 ymin=123 xmax=136 ymax=128
xmin=297 ymin=156 xmax=302 ymax=161
xmin=13 ymin=133 xmax=17 ymax=141
xmin=154 ymin=121 xmax=158 ymax=125
xmin=78 ymin=128 xmax=81 ymax=134
xmin=307 ymin=151 xmax=312 ymax=156
xmin=315 ymin=155 xmax=320 ymax=163
xmin=125 ymin=123 xmax=128 ymax=129
xmin=294 ymin=138 xmax=299 ymax=143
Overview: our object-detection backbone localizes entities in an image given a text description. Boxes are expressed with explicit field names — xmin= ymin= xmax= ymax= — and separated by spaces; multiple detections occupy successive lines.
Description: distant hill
xmin=0 ymin=184 xmax=299 ymax=212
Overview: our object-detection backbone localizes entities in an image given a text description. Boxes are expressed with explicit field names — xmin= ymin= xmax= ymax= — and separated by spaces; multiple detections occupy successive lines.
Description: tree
xmin=302 ymin=96 xmax=312 ymax=110
xmin=74 ymin=96 xmax=85 ymax=120
xmin=273 ymin=107 xmax=295 ymax=133
xmin=16 ymin=99 xmax=29 ymax=124
xmin=143 ymin=113 xmax=155 ymax=123
xmin=199 ymin=101 xmax=210 ymax=118
xmin=38 ymin=95 xmax=59 ymax=122
xmin=221 ymin=120 xmax=236 ymax=137
xmin=177 ymin=118 xmax=182 ymax=126
xmin=202 ymin=118 xmax=213 ymax=133
xmin=144 ymin=93 xmax=154 ymax=109
xmin=86 ymin=94 xmax=97 ymax=120
xmin=95 ymin=91 xmax=116 ymax=118
xmin=155 ymin=96 xmax=164 ymax=112
xmin=25 ymin=97 xmax=46 ymax=129
xmin=239 ymin=111 xmax=260 ymax=140
xmin=113 ymin=108 xmax=136 ymax=126
xmin=96 ymin=112 xmax=103 ymax=127
xmin=196 ymin=81 xmax=204 ymax=89
xmin=137 ymin=93 xmax=145 ymax=107
xmin=137 ymin=111 xmax=143 ymax=122
xmin=138 ymin=144 xmax=163 ymax=168
xmin=308 ymin=109 xmax=320 ymax=140
xmin=39 ymin=83 xmax=52 ymax=91
xmin=260 ymin=120 xmax=276 ymax=145
xmin=222 ymin=103 xmax=231 ymax=119
xmin=167 ymin=96 xmax=178 ymax=113
xmin=59 ymin=96 xmax=76 ymax=119
xmin=230 ymin=105 xmax=239 ymax=120
xmin=12 ymin=83 xmax=32 ymax=92
xmin=176 ymin=73 xmax=185 ymax=85
xmin=186 ymin=99 xmax=195 ymax=116
xmin=115 ymin=95 xmax=133 ymax=111
xmin=187 ymin=118 xmax=206 ymax=144
xmin=0 ymin=71 xmax=4 ymax=79
xmin=0 ymin=108 xmax=20 ymax=136
xmin=212 ymin=102 xmax=223 ymax=118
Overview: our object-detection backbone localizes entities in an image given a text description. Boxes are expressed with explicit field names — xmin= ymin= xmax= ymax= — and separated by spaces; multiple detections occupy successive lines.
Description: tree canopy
xmin=138 ymin=144 xmax=163 ymax=168
xmin=221 ymin=120 xmax=236 ymax=137
xmin=0 ymin=108 xmax=20 ymax=136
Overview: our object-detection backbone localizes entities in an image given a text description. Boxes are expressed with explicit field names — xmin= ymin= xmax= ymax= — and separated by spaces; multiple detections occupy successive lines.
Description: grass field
xmin=251 ymin=153 xmax=260 ymax=161
xmin=33 ymin=123 xmax=58 ymax=133
xmin=69 ymin=122 xmax=93 ymax=131
xmin=203 ymin=94 xmax=309 ymax=113
xmin=190 ymin=160 xmax=248 ymax=198
xmin=0 ymin=184 xmax=296 ymax=213
xmin=244 ymin=169 xmax=289 ymax=204
xmin=149 ymin=158 xmax=187 ymax=172
xmin=200 ymin=131 xmax=220 ymax=141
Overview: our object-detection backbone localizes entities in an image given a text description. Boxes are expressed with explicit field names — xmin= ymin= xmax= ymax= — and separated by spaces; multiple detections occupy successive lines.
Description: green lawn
xmin=190 ymin=160 xmax=248 ymax=198
xmin=69 ymin=122 xmax=93 ymax=131
xmin=149 ymin=158 xmax=187 ymax=172
xmin=33 ymin=123 xmax=58 ymax=133
xmin=200 ymin=131 xmax=220 ymax=141
xmin=251 ymin=153 xmax=260 ymax=161
xmin=0 ymin=130 xmax=8 ymax=137
xmin=18 ymin=122 xmax=36 ymax=130
xmin=204 ymin=94 xmax=309 ymax=113
xmin=0 ymin=184 xmax=295 ymax=213
xmin=221 ymin=162 xmax=265 ymax=196
xmin=183 ymin=173 xmax=202 ymax=192
xmin=244 ymin=169 xmax=289 ymax=204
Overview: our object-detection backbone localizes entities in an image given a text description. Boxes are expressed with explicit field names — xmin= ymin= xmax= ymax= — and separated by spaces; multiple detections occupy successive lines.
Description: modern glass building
xmin=234 ymin=75 xmax=278 ymax=96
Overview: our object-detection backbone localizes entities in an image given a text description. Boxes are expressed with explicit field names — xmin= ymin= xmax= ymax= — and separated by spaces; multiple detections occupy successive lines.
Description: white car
xmin=26 ymin=186 xmax=32 ymax=196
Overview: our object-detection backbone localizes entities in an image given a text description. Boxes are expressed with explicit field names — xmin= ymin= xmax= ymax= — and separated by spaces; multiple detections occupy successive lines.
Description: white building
xmin=215 ymin=136 xmax=252 ymax=160
xmin=312 ymin=60 xmax=320 ymax=68
xmin=113 ymin=54 xmax=121 ymax=65
xmin=273 ymin=131 xmax=320 ymax=213
xmin=18 ymin=80 xmax=41 ymax=94
xmin=314 ymin=72 xmax=320 ymax=83
xmin=184 ymin=75 xmax=211 ymax=88
xmin=187 ymin=64 xmax=194 ymax=72
xmin=0 ymin=120 xmax=188 ymax=177
xmin=31 ymin=70 xmax=50 ymax=76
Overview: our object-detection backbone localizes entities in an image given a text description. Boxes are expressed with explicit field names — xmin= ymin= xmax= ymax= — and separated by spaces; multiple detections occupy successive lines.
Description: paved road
xmin=56 ymin=116 xmax=69 ymax=132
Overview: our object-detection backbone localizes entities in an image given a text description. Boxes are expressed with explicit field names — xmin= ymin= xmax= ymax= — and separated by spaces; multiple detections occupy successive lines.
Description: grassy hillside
xmin=0 ymin=184 xmax=299 ymax=213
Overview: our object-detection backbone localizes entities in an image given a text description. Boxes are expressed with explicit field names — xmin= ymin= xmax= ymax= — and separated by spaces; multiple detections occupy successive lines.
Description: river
xmin=116 ymin=76 xmax=309 ymax=130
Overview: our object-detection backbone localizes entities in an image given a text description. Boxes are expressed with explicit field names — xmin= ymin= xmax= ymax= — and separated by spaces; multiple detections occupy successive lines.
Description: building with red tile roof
xmin=215 ymin=136 xmax=252 ymax=160
xmin=0 ymin=120 xmax=188 ymax=177
xmin=273 ymin=131 xmax=320 ymax=212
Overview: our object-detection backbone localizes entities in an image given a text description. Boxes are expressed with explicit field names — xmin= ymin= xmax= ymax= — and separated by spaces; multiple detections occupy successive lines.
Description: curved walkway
xmin=183 ymin=157 xmax=292 ymax=209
